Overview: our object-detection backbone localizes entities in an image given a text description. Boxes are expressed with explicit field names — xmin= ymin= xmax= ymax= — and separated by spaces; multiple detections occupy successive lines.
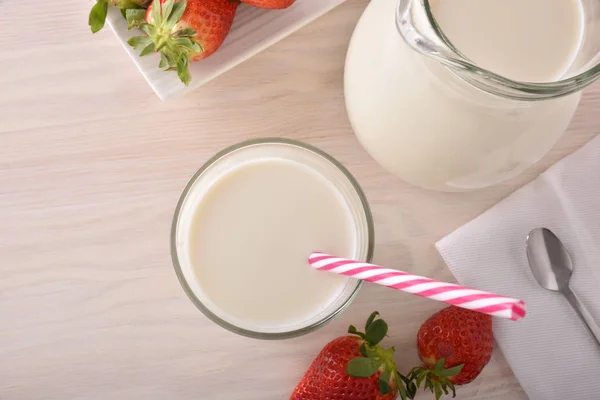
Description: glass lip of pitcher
xmin=396 ymin=0 xmax=600 ymax=101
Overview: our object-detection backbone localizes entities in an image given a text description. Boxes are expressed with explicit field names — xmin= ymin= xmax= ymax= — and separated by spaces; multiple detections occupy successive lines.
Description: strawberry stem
xmin=407 ymin=360 xmax=463 ymax=400
xmin=156 ymin=38 xmax=168 ymax=51
xmin=346 ymin=312 xmax=416 ymax=400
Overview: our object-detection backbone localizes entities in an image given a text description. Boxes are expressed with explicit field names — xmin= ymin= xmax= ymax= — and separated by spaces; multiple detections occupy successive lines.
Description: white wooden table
xmin=1 ymin=0 xmax=598 ymax=398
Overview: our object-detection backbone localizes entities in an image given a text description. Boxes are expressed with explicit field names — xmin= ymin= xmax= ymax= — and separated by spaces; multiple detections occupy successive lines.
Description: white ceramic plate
xmin=107 ymin=0 xmax=346 ymax=100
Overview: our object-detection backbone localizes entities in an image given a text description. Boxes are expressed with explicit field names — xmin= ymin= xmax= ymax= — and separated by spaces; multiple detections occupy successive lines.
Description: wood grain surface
xmin=1 ymin=0 xmax=598 ymax=399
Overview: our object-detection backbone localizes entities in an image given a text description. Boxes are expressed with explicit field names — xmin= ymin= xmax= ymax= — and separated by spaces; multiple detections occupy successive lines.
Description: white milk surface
xmin=183 ymin=159 xmax=356 ymax=331
xmin=430 ymin=0 xmax=583 ymax=82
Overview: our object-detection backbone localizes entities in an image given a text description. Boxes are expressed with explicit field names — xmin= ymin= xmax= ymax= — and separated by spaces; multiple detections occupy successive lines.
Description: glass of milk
xmin=345 ymin=0 xmax=600 ymax=191
xmin=171 ymin=139 xmax=374 ymax=339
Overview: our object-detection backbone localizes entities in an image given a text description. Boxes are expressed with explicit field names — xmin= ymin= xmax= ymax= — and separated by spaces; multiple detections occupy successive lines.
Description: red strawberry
xmin=409 ymin=306 xmax=494 ymax=399
xmin=290 ymin=312 xmax=414 ymax=400
xmin=241 ymin=0 xmax=295 ymax=9
xmin=126 ymin=0 xmax=238 ymax=85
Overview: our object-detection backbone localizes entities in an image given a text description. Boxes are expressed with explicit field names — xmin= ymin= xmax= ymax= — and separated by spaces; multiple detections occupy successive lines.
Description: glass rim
xmin=396 ymin=0 xmax=600 ymax=100
xmin=170 ymin=138 xmax=375 ymax=340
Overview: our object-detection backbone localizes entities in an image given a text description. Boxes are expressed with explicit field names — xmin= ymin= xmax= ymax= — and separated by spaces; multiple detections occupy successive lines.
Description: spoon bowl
xmin=526 ymin=228 xmax=573 ymax=291
xmin=526 ymin=227 xmax=600 ymax=346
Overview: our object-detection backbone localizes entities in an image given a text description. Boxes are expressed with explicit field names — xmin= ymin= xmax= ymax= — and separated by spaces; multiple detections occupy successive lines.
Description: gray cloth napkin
xmin=437 ymin=135 xmax=600 ymax=400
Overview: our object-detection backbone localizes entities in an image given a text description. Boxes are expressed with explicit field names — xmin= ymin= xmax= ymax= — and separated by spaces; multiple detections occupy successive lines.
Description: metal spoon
xmin=526 ymin=227 xmax=600 ymax=346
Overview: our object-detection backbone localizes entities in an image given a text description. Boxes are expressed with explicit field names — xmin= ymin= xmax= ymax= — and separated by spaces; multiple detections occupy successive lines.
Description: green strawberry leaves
xmin=396 ymin=371 xmax=415 ymax=400
xmin=379 ymin=378 xmax=393 ymax=395
xmin=365 ymin=311 xmax=379 ymax=330
xmin=345 ymin=312 xmax=416 ymax=400
xmin=90 ymin=0 xmax=148 ymax=33
xmin=438 ymin=363 xmax=463 ymax=378
xmin=359 ymin=342 xmax=368 ymax=357
xmin=365 ymin=317 xmax=388 ymax=345
xmin=161 ymin=0 xmax=175 ymax=21
xmin=346 ymin=357 xmax=381 ymax=378
xmin=408 ymin=359 xmax=463 ymax=400
xmin=173 ymin=28 xmax=196 ymax=37
xmin=349 ymin=311 xmax=388 ymax=346
xmin=89 ymin=1 xmax=109 ymax=33
xmin=125 ymin=0 xmax=201 ymax=86
xmin=166 ymin=2 xmax=187 ymax=27
xmin=152 ymin=0 xmax=162 ymax=25
xmin=140 ymin=42 xmax=157 ymax=56
xmin=176 ymin=56 xmax=192 ymax=86
xmin=128 ymin=35 xmax=153 ymax=50
xmin=159 ymin=52 xmax=169 ymax=68
xmin=378 ymin=369 xmax=393 ymax=394
xmin=126 ymin=9 xmax=147 ymax=26
xmin=399 ymin=371 xmax=417 ymax=399
xmin=347 ymin=325 xmax=365 ymax=340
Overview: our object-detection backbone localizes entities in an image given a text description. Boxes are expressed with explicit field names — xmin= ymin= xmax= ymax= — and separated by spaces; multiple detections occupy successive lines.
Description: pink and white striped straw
xmin=309 ymin=252 xmax=526 ymax=321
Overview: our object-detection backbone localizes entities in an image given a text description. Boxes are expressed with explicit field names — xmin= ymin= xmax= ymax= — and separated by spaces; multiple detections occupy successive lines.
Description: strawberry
xmin=89 ymin=0 xmax=150 ymax=33
xmin=408 ymin=306 xmax=494 ymax=399
xmin=126 ymin=0 xmax=238 ymax=85
xmin=290 ymin=312 xmax=415 ymax=400
xmin=241 ymin=0 xmax=295 ymax=9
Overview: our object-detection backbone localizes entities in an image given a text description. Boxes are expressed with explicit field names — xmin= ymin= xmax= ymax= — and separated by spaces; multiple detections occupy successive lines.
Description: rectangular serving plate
xmin=107 ymin=0 xmax=347 ymax=100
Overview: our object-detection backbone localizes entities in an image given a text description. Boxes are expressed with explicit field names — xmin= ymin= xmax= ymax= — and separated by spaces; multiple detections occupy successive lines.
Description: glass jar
xmin=344 ymin=0 xmax=600 ymax=191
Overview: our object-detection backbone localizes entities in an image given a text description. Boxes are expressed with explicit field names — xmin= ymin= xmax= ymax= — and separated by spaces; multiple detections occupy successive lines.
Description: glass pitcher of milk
xmin=345 ymin=0 xmax=600 ymax=191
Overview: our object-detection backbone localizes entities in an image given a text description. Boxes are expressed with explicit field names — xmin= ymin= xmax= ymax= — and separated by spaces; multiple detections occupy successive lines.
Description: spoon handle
xmin=563 ymin=287 xmax=600 ymax=347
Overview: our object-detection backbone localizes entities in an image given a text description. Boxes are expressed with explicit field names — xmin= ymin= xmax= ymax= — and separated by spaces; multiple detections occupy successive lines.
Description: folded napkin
xmin=436 ymin=135 xmax=600 ymax=400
